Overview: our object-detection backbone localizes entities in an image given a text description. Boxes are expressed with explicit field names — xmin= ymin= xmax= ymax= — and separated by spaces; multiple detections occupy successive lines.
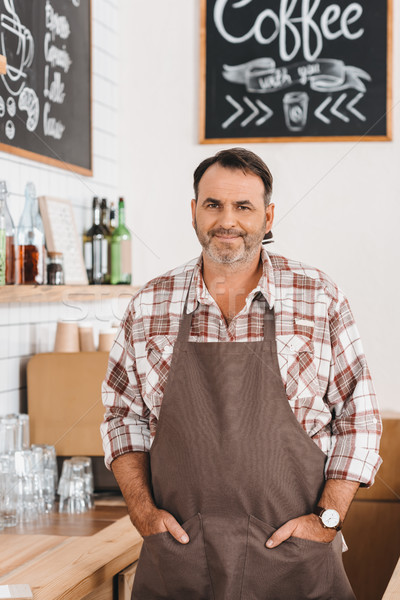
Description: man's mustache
xmin=209 ymin=228 xmax=245 ymax=237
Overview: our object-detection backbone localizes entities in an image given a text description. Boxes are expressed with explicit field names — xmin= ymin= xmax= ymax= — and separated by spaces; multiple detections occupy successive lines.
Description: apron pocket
xmin=240 ymin=514 xmax=334 ymax=600
xmin=131 ymin=512 xmax=213 ymax=600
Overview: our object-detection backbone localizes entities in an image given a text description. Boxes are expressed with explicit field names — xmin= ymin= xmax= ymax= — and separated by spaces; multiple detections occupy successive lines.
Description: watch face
xmin=321 ymin=509 xmax=340 ymax=528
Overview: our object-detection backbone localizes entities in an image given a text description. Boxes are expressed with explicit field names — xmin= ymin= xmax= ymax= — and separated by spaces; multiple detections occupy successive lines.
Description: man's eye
xmin=207 ymin=203 xmax=218 ymax=208
xmin=238 ymin=205 xmax=250 ymax=210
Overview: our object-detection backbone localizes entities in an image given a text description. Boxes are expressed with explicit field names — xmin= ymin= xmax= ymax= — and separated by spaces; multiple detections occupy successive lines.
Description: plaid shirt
xmin=101 ymin=247 xmax=382 ymax=488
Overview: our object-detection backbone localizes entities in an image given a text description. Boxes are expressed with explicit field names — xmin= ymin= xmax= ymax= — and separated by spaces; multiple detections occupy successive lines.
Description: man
xmin=101 ymin=148 xmax=382 ymax=599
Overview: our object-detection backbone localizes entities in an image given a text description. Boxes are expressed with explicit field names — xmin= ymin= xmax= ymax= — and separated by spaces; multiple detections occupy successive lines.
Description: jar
xmin=47 ymin=252 xmax=64 ymax=285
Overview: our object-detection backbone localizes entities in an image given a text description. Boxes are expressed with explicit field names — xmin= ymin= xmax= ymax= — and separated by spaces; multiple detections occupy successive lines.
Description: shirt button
xmin=372 ymin=417 xmax=378 ymax=424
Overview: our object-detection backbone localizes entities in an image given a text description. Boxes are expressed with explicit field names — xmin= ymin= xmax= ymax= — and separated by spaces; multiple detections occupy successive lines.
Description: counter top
xmin=0 ymin=502 xmax=143 ymax=600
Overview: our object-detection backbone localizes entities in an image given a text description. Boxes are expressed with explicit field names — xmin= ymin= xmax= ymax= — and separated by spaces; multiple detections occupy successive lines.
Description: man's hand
xmin=137 ymin=507 xmax=190 ymax=544
xmin=265 ymin=514 xmax=336 ymax=548
xmin=110 ymin=452 xmax=190 ymax=545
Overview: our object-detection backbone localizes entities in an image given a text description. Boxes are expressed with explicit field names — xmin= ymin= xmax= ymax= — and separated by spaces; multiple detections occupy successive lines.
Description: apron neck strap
xmin=177 ymin=271 xmax=275 ymax=344
xmin=263 ymin=303 xmax=276 ymax=341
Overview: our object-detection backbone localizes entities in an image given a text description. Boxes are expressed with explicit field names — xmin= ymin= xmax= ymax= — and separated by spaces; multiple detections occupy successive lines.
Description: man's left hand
xmin=265 ymin=514 xmax=337 ymax=548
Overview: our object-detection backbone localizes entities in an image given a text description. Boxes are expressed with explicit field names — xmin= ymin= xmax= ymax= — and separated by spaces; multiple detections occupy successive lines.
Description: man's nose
xmin=216 ymin=206 xmax=237 ymax=229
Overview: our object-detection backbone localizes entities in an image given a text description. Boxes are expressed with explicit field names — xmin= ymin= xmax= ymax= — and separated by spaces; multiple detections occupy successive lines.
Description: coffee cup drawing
xmin=283 ymin=91 xmax=309 ymax=132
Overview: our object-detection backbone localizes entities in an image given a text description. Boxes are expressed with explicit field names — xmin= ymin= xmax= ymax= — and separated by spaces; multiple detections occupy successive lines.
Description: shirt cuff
xmin=324 ymin=446 xmax=383 ymax=489
xmin=100 ymin=421 xmax=151 ymax=470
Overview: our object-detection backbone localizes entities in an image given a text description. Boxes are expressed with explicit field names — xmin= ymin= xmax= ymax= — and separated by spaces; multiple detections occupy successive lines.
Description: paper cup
xmin=78 ymin=324 xmax=95 ymax=352
xmin=98 ymin=328 xmax=118 ymax=353
xmin=54 ymin=322 xmax=79 ymax=353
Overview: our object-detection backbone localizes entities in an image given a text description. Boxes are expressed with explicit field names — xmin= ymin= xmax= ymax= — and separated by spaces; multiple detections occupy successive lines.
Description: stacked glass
xmin=0 ymin=414 xmax=58 ymax=529
xmin=58 ymin=456 xmax=94 ymax=514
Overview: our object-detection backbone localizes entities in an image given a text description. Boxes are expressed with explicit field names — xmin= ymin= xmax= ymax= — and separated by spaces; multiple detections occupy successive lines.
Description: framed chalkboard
xmin=0 ymin=0 xmax=92 ymax=175
xmin=200 ymin=0 xmax=392 ymax=143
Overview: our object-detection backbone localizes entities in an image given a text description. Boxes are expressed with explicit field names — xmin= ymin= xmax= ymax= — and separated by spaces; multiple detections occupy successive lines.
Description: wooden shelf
xmin=0 ymin=284 xmax=140 ymax=304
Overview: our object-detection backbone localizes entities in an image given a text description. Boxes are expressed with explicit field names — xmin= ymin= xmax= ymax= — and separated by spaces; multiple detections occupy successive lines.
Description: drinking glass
xmin=58 ymin=458 xmax=93 ymax=514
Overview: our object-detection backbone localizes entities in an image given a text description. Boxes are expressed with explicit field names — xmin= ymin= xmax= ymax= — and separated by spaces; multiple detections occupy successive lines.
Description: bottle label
xmin=92 ymin=238 xmax=102 ymax=282
xmin=84 ymin=241 xmax=92 ymax=269
xmin=101 ymin=238 xmax=108 ymax=274
xmin=121 ymin=239 xmax=131 ymax=275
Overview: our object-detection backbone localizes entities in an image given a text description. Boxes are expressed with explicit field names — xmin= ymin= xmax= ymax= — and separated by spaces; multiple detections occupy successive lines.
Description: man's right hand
xmin=136 ymin=507 xmax=190 ymax=544
xmin=110 ymin=452 xmax=190 ymax=545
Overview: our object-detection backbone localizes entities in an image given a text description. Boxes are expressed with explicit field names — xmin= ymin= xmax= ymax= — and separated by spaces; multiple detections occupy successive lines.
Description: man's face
xmin=191 ymin=164 xmax=274 ymax=266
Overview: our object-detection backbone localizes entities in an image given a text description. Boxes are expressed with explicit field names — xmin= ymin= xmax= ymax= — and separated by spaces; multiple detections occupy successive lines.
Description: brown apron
xmin=132 ymin=288 xmax=356 ymax=600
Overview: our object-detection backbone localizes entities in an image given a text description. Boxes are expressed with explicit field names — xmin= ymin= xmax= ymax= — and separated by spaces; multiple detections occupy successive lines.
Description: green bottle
xmin=111 ymin=197 xmax=132 ymax=285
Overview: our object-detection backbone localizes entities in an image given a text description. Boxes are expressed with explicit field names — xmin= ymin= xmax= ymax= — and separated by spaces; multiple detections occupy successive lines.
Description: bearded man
xmin=101 ymin=147 xmax=381 ymax=600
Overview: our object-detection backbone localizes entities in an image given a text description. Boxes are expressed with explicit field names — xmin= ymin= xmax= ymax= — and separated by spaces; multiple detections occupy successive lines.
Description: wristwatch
xmin=313 ymin=506 xmax=342 ymax=531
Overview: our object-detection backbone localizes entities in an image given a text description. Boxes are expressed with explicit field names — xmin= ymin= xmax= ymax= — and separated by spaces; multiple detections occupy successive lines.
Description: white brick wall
xmin=0 ymin=0 xmax=127 ymax=415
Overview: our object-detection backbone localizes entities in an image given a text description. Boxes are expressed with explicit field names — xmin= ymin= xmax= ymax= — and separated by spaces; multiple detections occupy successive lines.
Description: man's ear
xmin=265 ymin=203 xmax=275 ymax=233
xmin=191 ymin=198 xmax=197 ymax=228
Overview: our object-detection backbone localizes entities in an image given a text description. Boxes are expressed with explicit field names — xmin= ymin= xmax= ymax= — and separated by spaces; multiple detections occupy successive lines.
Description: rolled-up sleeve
xmin=324 ymin=290 xmax=382 ymax=488
xmin=100 ymin=300 xmax=150 ymax=470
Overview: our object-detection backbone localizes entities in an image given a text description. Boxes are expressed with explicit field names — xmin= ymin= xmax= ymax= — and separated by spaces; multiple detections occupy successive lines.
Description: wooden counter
xmin=0 ymin=502 xmax=143 ymax=600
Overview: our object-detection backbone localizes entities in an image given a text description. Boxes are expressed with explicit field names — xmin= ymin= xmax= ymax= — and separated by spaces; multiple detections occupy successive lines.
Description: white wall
xmin=119 ymin=1 xmax=400 ymax=412
xmin=0 ymin=0 xmax=129 ymax=415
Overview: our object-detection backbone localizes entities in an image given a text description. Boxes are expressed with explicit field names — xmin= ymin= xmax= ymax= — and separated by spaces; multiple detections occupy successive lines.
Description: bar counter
xmin=0 ymin=500 xmax=142 ymax=600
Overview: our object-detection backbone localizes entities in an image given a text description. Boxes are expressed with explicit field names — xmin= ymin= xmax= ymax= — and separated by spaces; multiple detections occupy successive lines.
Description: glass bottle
xmin=111 ymin=197 xmax=132 ymax=285
xmin=100 ymin=198 xmax=111 ymax=284
xmin=109 ymin=202 xmax=117 ymax=233
xmin=0 ymin=181 xmax=15 ymax=285
xmin=47 ymin=252 xmax=64 ymax=285
xmin=91 ymin=197 xmax=107 ymax=284
xmin=83 ymin=197 xmax=97 ymax=284
xmin=17 ymin=182 xmax=45 ymax=285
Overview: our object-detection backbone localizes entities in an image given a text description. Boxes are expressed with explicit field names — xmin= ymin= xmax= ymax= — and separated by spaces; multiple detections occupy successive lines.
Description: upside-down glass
xmin=0 ymin=453 xmax=17 ymax=527
xmin=58 ymin=457 xmax=94 ymax=514
xmin=0 ymin=413 xmax=30 ymax=454
xmin=31 ymin=444 xmax=58 ymax=512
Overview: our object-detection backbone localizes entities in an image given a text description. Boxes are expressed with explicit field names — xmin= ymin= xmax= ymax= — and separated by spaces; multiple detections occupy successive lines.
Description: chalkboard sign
xmin=200 ymin=0 xmax=392 ymax=143
xmin=0 ymin=0 xmax=92 ymax=175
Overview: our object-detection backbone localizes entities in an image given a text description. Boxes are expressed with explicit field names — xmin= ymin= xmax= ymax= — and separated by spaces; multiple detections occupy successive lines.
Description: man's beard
xmin=194 ymin=215 xmax=266 ymax=266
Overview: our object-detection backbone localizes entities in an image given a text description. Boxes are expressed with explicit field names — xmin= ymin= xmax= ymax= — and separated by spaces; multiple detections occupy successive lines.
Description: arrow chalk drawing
xmin=222 ymin=96 xmax=274 ymax=129
xmin=222 ymin=95 xmax=244 ymax=129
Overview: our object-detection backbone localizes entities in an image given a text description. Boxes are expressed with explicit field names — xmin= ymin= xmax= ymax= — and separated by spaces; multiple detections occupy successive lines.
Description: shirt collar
xmin=185 ymin=246 xmax=276 ymax=314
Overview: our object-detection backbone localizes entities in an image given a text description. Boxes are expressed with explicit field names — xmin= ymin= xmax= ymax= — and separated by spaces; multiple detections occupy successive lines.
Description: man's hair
xmin=193 ymin=147 xmax=273 ymax=206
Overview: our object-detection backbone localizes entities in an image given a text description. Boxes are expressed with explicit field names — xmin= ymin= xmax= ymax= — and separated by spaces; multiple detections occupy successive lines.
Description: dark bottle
xmin=83 ymin=197 xmax=97 ymax=283
xmin=100 ymin=198 xmax=111 ymax=284
xmin=17 ymin=182 xmax=45 ymax=285
xmin=91 ymin=198 xmax=107 ymax=284
xmin=109 ymin=202 xmax=117 ymax=233
xmin=47 ymin=252 xmax=64 ymax=285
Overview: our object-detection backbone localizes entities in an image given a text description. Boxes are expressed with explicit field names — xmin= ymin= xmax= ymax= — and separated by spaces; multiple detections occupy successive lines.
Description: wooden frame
xmin=199 ymin=0 xmax=393 ymax=144
xmin=0 ymin=0 xmax=92 ymax=175
xmin=39 ymin=196 xmax=88 ymax=285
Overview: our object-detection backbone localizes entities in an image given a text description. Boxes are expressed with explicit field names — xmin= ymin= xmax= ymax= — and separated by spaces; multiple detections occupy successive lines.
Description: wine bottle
xmin=83 ymin=197 xmax=97 ymax=284
xmin=100 ymin=198 xmax=111 ymax=284
xmin=91 ymin=197 xmax=107 ymax=285
xmin=109 ymin=202 xmax=117 ymax=233
xmin=111 ymin=197 xmax=132 ymax=285
xmin=17 ymin=182 xmax=45 ymax=285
